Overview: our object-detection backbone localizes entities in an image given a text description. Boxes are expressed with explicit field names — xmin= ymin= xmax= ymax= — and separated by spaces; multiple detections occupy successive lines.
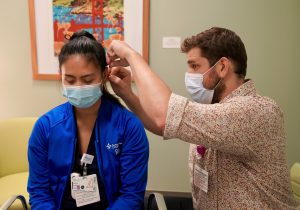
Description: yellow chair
xmin=0 ymin=118 xmax=36 ymax=210
xmin=291 ymin=162 xmax=300 ymax=204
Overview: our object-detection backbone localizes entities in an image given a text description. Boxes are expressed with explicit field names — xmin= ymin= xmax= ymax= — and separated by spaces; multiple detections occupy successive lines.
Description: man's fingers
xmin=108 ymin=74 xmax=122 ymax=85
xmin=107 ymin=68 xmax=111 ymax=75
xmin=110 ymin=67 xmax=131 ymax=79
xmin=106 ymin=44 xmax=116 ymax=57
xmin=106 ymin=53 xmax=128 ymax=67
xmin=106 ymin=54 xmax=119 ymax=64
xmin=109 ymin=59 xmax=129 ymax=67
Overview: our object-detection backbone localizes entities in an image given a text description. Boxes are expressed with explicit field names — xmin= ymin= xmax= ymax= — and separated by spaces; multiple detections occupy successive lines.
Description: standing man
xmin=107 ymin=27 xmax=298 ymax=209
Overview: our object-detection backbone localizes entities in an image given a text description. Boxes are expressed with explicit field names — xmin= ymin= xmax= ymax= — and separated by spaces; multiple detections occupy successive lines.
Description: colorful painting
xmin=29 ymin=0 xmax=148 ymax=80
xmin=52 ymin=0 xmax=124 ymax=56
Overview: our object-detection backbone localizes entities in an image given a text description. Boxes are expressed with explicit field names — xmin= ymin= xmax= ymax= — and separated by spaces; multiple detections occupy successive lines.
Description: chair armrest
xmin=0 ymin=195 xmax=28 ymax=210
xmin=147 ymin=193 xmax=167 ymax=210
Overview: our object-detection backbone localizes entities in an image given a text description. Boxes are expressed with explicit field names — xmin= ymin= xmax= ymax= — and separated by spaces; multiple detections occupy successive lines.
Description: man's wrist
xmin=122 ymin=90 xmax=138 ymax=107
xmin=126 ymin=50 xmax=140 ymax=63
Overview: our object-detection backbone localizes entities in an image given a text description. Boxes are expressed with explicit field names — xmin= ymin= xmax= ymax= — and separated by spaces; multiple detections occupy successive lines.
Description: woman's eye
xmin=84 ymin=80 xmax=93 ymax=84
xmin=64 ymin=79 xmax=75 ymax=85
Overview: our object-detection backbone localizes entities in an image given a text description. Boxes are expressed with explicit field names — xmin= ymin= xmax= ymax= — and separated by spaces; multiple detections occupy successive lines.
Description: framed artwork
xmin=28 ymin=0 xmax=149 ymax=80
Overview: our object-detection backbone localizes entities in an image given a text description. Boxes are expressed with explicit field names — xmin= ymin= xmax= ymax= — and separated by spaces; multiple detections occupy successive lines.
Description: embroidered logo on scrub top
xmin=106 ymin=142 xmax=122 ymax=155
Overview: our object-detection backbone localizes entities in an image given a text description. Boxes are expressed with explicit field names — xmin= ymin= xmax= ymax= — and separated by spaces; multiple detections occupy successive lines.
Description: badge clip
xmin=80 ymin=153 xmax=94 ymax=176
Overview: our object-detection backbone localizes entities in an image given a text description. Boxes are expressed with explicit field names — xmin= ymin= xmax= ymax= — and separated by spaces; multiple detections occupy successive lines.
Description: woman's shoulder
xmin=36 ymin=102 xmax=72 ymax=129
xmin=103 ymin=96 xmax=144 ymax=129
xmin=107 ymin=96 xmax=139 ymax=117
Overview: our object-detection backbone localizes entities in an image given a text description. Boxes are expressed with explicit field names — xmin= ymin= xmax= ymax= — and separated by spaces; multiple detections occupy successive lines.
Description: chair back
xmin=291 ymin=162 xmax=300 ymax=204
xmin=0 ymin=117 xmax=36 ymax=177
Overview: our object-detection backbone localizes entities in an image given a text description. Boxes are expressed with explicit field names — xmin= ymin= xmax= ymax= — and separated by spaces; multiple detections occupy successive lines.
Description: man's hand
xmin=108 ymin=66 xmax=133 ymax=98
xmin=106 ymin=40 xmax=135 ymax=67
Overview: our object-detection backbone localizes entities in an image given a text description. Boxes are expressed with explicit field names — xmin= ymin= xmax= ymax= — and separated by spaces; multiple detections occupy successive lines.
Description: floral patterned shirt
xmin=164 ymin=80 xmax=299 ymax=210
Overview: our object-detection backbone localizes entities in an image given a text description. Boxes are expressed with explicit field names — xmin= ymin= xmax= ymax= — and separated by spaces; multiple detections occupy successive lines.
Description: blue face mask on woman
xmin=62 ymin=83 xmax=102 ymax=108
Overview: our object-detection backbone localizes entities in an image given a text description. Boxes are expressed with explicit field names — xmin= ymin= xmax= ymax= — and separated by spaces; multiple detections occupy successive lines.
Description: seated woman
xmin=27 ymin=31 xmax=149 ymax=210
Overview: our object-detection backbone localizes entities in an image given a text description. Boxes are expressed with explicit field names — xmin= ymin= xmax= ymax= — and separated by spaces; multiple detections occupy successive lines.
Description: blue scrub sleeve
xmin=108 ymin=117 xmax=149 ymax=210
xmin=27 ymin=118 xmax=56 ymax=210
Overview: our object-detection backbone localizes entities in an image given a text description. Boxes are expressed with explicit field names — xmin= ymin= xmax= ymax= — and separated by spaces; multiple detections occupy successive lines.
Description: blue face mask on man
xmin=62 ymin=83 xmax=102 ymax=108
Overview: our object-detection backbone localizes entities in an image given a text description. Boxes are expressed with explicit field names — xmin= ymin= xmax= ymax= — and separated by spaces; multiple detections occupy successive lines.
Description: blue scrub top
xmin=60 ymin=130 xmax=109 ymax=210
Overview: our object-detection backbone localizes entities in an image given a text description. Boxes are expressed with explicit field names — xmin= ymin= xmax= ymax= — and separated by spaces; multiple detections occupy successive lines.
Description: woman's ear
xmin=100 ymin=68 xmax=109 ymax=89
xmin=103 ymin=67 xmax=109 ymax=80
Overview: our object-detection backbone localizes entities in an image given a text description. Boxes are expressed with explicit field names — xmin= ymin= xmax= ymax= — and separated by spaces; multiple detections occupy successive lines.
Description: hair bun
xmin=69 ymin=30 xmax=96 ymax=41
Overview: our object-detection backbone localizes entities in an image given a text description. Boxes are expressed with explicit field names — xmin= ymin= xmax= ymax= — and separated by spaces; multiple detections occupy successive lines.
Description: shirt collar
xmin=221 ymin=79 xmax=257 ymax=103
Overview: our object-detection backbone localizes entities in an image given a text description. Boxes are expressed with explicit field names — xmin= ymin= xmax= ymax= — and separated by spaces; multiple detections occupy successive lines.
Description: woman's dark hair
xmin=59 ymin=30 xmax=121 ymax=105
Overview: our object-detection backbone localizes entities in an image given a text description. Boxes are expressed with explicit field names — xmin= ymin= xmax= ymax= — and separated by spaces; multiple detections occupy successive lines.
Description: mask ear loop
xmin=213 ymin=78 xmax=222 ymax=90
xmin=203 ymin=59 xmax=222 ymax=90
xmin=203 ymin=59 xmax=221 ymax=76
xmin=212 ymin=60 xmax=223 ymax=90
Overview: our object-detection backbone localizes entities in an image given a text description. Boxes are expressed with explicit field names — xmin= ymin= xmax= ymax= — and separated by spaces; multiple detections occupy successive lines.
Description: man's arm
xmin=107 ymin=41 xmax=172 ymax=136
xmin=108 ymin=66 xmax=166 ymax=135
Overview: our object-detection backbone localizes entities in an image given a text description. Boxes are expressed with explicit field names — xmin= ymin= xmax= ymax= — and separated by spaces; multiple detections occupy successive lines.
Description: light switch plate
xmin=162 ymin=37 xmax=181 ymax=48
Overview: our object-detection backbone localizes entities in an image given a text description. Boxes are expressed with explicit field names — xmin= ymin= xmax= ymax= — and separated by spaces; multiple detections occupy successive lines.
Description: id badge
xmin=71 ymin=173 xmax=80 ymax=199
xmin=194 ymin=165 xmax=209 ymax=193
xmin=71 ymin=174 xmax=100 ymax=207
